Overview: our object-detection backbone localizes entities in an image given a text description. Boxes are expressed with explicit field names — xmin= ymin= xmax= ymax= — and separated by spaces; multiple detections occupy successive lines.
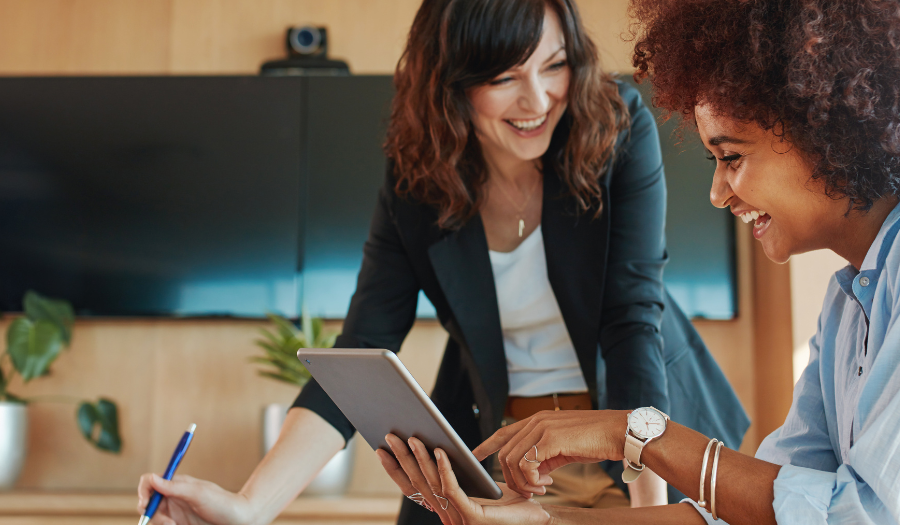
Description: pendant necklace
xmin=494 ymin=175 xmax=540 ymax=237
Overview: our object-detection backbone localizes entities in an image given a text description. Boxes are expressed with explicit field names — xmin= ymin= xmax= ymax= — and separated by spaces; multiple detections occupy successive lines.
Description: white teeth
xmin=740 ymin=210 xmax=768 ymax=224
xmin=508 ymin=113 xmax=548 ymax=131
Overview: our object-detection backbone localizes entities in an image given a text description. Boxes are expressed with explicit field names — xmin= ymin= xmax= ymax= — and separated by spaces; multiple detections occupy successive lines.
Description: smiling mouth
xmin=505 ymin=113 xmax=548 ymax=131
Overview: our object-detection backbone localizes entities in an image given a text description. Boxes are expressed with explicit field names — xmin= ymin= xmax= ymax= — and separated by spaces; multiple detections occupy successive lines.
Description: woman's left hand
xmin=376 ymin=434 xmax=552 ymax=525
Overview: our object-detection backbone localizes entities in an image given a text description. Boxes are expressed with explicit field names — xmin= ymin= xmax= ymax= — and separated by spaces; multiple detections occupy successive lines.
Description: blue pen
xmin=139 ymin=424 xmax=196 ymax=525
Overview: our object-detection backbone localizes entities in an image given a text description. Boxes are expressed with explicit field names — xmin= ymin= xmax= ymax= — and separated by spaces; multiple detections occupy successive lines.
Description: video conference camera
xmin=261 ymin=25 xmax=350 ymax=76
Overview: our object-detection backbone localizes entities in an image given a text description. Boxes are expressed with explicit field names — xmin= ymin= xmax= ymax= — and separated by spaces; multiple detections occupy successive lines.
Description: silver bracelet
xmin=698 ymin=438 xmax=718 ymax=509
xmin=711 ymin=441 xmax=725 ymax=521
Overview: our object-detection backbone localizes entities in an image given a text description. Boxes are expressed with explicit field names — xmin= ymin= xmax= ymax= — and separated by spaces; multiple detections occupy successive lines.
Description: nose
xmin=519 ymin=71 xmax=551 ymax=115
xmin=709 ymin=165 xmax=733 ymax=209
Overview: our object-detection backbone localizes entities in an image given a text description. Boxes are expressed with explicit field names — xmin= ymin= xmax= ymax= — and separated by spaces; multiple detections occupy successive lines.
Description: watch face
xmin=629 ymin=407 xmax=667 ymax=439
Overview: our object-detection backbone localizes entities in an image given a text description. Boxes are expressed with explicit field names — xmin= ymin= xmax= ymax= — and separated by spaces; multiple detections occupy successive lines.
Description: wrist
xmin=609 ymin=410 xmax=630 ymax=461
xmin=235 ymin=490 xmax=263 ymax=525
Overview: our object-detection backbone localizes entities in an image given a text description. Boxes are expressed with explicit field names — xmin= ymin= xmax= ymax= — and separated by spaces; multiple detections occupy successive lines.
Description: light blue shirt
xmin=688 ymin=201 xmax=900 ymax=524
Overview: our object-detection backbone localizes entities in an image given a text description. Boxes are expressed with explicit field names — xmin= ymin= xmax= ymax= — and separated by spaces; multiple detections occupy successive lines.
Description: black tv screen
xmin=0 ymin=77 xmax=309 ymax=317
xmin=0 ymin=75 xmax=735 ymax=319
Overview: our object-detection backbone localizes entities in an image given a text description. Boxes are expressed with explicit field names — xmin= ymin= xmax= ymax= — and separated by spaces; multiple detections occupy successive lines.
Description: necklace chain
xmin=494 ymin=175 xmax=540 ymax=215
xmin=492 ymin=175 xmax=540 ymax=237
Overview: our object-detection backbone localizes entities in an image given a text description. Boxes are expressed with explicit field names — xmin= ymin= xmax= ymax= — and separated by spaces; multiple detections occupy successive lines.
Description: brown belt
xmin=504 ymin=392 xmax=593 ymax=421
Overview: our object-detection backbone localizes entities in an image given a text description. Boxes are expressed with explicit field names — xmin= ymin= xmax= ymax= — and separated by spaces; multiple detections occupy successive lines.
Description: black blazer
xmin=294 ymin=83 xmax=749 ymax=519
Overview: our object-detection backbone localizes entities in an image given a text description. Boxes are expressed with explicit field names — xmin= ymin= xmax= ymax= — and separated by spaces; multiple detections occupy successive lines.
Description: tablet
xmin=296 ymin=348 xmax=503 ymax=500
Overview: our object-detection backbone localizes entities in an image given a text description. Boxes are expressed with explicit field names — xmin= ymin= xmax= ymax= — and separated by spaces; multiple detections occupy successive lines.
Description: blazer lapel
xmin=428 ymin=216 xmax=508 ymax=431
xmin=541 ymin=172 xmax=609 ymax=400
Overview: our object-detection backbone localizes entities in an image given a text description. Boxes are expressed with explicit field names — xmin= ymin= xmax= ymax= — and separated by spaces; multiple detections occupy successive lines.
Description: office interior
xmin=0 ymin=0 xmax=846 ymax=523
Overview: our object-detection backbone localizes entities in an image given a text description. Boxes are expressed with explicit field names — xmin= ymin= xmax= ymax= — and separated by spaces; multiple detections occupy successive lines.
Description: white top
xmin=488 ymin=226 xmax=589 ymax=397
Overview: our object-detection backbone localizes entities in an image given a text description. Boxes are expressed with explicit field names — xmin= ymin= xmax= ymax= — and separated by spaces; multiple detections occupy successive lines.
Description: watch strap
xmin=624 ymin=434 xmax=645 ymax=467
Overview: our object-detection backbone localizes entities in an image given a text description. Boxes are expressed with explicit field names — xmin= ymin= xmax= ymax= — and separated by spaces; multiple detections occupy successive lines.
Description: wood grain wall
xmin=0 ymin=0 xmax=792 ymax=494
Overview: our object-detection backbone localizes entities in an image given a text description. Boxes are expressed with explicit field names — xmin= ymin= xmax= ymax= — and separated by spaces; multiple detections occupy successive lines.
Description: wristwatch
xmin=622 ymin=406 xmax=669 ymax=483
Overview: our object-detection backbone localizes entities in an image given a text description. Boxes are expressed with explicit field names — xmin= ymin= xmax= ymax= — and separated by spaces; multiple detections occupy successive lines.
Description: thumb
xmin=149 ymin=474 xmax=193 ymax=500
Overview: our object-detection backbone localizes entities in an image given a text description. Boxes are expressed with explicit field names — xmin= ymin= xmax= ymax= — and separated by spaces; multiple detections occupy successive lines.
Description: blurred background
xmin=0 ymin=0 xmax=844 ymax=523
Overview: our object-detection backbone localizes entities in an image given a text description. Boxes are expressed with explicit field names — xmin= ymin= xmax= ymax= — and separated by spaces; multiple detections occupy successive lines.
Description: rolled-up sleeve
xmin=768 ymin=382 xmax=900 ymax=524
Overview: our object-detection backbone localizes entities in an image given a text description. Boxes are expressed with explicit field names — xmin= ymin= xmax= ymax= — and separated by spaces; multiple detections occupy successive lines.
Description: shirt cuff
xmin=680 ymin=498 xmax=729 ymax=525
xmin=772 ymin=464 xmax=835 ymax=524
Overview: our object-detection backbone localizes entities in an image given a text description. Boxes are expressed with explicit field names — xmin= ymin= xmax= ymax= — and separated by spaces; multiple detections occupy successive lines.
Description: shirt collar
xmin=834 ymin=201 xmax=900 ymax=317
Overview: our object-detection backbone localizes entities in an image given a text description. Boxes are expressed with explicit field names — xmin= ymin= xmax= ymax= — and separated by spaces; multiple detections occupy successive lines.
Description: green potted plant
xmin=251 ymin=312 xmax=354 ymax=496
xmin=0 ymin=291 xmax=122 ymax=490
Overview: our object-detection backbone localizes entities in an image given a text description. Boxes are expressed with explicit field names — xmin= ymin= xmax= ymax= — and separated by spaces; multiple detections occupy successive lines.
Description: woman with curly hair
xmin=135 ymin=1 xmax=747 ymax=524
xmin=377 ymin=0 xmax=900 ymax=524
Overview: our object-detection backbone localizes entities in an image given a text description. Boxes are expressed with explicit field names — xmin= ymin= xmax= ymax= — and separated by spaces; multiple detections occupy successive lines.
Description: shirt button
xmin=472 ymin=404 xmax=480 ymax=418
xmin=860 ymin=276 xmax=870 ymax=287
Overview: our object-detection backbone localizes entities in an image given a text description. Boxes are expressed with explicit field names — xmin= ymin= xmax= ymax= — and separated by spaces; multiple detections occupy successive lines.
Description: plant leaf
xmin=7 ymin=318 xmax=65 ymax=382
xmin=77 ymin=398 xmax=122 ymax=453
xmin=23 ymin=291 xmax=75 ymax=345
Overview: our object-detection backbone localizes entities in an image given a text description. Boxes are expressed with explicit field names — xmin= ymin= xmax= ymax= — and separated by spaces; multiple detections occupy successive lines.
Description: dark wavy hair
xmin=630 ymin=0 xmax=900 ymax=211
xmin=385 ymin=0 xmax=628 ymax=229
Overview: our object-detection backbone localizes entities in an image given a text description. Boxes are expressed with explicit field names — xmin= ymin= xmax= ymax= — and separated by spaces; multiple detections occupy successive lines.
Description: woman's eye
xmin=721 ymin=154 xmax=742 ymax=167
xmin=707 ymin=153 xmax=743 ymax=166
xmin=489 ymin=76 xmax=513 ymax=86
xmin=548 ymin=60 xmax=567 ymax=71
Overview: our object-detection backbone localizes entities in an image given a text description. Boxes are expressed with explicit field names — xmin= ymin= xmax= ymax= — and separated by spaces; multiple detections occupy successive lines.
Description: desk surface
xmin=0 ymin=492 xmax=401 ymax=524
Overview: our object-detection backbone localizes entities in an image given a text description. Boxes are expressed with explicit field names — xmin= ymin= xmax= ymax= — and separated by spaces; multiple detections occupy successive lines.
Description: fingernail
xmin=435 ymin=449 xmax=443 ymax=461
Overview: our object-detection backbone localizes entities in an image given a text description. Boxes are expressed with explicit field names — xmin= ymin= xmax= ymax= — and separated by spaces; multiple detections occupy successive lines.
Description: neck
xmin=831 ymin=196 xmax=899 ymax=270
xmin=481 ymin=145 xmax=540 ymax=189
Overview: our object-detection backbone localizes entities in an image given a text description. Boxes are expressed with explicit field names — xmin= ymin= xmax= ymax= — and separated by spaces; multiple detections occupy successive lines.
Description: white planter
xmin=262 ymin=403 xmax=355 ymax=496
xmin=0 ymin=401 xmax=27 ymax=490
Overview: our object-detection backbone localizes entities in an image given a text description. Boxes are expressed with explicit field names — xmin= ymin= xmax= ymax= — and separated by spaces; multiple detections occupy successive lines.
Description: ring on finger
xmin=407 ymin=493 xmax=434 ymax=512
xmin=524 ymin=445 xmax=540 ymax=464
xmin=432 ymin=493 xmax=449 ymax=510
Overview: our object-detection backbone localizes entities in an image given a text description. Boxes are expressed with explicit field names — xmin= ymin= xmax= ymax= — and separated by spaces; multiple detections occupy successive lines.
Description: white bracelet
xmin=711 ymin=441 xmax=725 ymax=520
xmin=698 ymin=438 xmax=718 ymax=509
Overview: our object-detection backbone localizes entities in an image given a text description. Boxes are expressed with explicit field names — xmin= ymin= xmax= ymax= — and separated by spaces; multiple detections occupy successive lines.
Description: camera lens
xmin=289 ymin=26 xmax=322 ymax=55
xmin=298 ymin=28 xmax=316 ymax=47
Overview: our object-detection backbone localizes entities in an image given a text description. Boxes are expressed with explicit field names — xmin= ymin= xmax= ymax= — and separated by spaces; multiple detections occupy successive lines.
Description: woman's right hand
xmin=472 ymin=410 xmax=630 ymax=497
xmin=137 ymin=473 xmax=255 ymax=525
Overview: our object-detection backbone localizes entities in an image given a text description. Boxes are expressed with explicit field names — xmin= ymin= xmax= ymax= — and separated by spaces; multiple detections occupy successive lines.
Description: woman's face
xmin=696 ymin=104 xmax=849 ymax=263
xmin=466 ymin=5 xmax=570 ymax=168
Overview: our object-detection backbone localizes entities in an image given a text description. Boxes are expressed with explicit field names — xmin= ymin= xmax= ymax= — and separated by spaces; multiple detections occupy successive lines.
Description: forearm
xmin=239 ymin=407 xmax=345 ymax=525
xmin=642 ymin=421 xmax=781 ymax=525
xmin=546 ymin=502 xmax=705 ymax=525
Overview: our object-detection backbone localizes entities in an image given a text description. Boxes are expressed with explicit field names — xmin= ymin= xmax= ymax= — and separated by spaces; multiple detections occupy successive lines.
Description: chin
xmin=761 ymin=241 xmax=792 ymax=265
xmin=511 ymin=140 xmax=553 ymax=162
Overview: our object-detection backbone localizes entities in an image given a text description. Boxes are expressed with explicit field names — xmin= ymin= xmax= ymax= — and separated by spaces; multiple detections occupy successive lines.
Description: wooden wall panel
xmin=0 ymin=0 xmax=173 ymax=74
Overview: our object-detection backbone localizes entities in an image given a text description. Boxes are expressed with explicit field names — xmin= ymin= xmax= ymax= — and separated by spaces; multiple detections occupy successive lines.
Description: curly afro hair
xmin=630 ymin=0 xmax=900 ymax=211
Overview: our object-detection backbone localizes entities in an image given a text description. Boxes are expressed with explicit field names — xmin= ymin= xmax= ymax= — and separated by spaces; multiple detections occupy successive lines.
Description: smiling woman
xmin=385 ymin=0 xmax=626 ymax=231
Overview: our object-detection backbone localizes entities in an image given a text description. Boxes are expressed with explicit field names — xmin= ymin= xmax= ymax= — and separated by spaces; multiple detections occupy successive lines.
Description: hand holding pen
xmin=138 ymin=424 xmax=196 ymax=525
xmin=136 ymin=422 xmax=255 ymax=525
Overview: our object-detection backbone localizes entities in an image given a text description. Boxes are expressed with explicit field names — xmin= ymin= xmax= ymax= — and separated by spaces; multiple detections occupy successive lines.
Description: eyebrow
xmin=708 ymin=135 xmax=752 ymax=147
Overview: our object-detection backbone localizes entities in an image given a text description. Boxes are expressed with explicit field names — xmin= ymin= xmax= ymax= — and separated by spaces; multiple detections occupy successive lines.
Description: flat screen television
xmin=0 ymin=75 xmax=735 ymax=319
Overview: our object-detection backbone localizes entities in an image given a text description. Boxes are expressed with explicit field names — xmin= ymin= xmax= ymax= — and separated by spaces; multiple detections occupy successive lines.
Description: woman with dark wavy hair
xmin=135 ymin=1 xmax=748 ymax=524
xmin=376 ymin=0 xmax=900 ymax=524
